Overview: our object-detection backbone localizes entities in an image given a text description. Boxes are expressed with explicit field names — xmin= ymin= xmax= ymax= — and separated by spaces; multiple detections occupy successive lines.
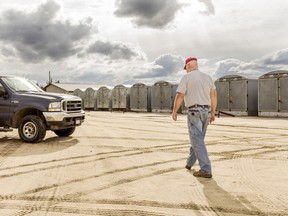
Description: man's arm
xmin=172 ymin=92 xmax=185 ymax=121
xmin=210 ymin=89 xmax=217 ymax=123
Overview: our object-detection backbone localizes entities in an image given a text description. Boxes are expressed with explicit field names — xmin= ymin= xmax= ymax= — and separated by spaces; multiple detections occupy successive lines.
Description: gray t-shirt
xmin=176 ymin=70 xmax=216 ymax=107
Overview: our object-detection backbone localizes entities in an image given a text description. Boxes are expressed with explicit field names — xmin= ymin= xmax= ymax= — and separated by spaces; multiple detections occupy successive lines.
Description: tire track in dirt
xmin=0 ymin=141 xmax=190 ymax=178
xmin=0 ymin=194 xmax=284 ymax=216
xmin=277 ymin=149 xmax=288 ymax=206
xmin=1 ymin=166 xmax=185 ymax=216
xmin=0 ymin=203 xmax=170 ymax=216
xmin=76 ymin=136 xmax=187 ymax=142
xmin=208 ymin=135 xmax=285 ymax=146
xmin=0 ymin=143 xmax=23 ymax=157
xmin=231 ymin=153 xmax=271 ymax=206
xmin=85 ymin=121 xmax=288 ymax=138
xmin=9 ymin=160 xmax=183 ymax=197
xmin=0 ymin=138 xmax=275 ymax=179
xmin=0 ymin=136 xmax=270 ymax=170
xmin=87 ymin=113 xmax=172 ymax=122
xmin=1 ymin=148 xmax=285 ymax=215
xmin=1 ymin=138 xmax=283 ymax=179
xmin=211 ymin=146 xmax=282 ymax=162
xmin=214 ymin=123 xmax=288 ymax=131
xmin=232 ymin=151 xmax=288 ymax=211
xmin=0 ymin=142 xmax=23 ymax=168
xmin=1 ymin=129 xmax=286 ymax=215
xmin=3 ymin=147 xmax=284 ymax=216
xmin=246 ymin=148 xmax=288 ymax=160
xmin=1 ymin=169 xmax=282 ymax=216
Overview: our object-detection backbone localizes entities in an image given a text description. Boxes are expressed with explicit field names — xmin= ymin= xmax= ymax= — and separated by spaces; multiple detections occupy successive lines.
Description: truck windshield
xmin=2 ymin=77 xmax=43 ymax=93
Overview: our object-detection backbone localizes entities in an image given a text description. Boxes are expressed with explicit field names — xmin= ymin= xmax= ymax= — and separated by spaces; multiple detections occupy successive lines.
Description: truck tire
xmin=53 ymin=127 xmax=76 ymax=137
xmin=18 ymin=115 xmax=46 ymax=143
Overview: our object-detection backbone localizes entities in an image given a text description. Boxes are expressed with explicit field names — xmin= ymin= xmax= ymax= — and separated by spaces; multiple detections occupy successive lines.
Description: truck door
xmin=0 ymin=82 xmax=12 ymax=126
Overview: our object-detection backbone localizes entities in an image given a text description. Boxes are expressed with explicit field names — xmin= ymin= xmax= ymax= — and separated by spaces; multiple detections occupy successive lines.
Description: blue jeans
xmin=186 ymin=107 xmax=211 ymax=174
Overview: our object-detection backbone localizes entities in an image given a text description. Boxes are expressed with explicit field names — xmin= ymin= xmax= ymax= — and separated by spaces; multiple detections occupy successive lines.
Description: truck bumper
xmin=43 ymin=111 xmax=85 ymax=130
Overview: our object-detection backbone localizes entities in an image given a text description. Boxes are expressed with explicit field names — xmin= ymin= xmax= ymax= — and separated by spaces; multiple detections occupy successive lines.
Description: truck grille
xmin=63 ymin=100 xmax=82 ymax=112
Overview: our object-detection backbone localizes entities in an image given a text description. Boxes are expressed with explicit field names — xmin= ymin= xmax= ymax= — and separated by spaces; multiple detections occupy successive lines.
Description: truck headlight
xmin=48 ymin=102 xmax=61 ymax=112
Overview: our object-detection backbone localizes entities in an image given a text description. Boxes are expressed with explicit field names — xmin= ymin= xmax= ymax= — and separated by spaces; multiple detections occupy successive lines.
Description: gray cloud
xmin=134 ymin=54 xmax=183 ymax=78
xmin=213 ymin=59 xmax=243 ymax=78
xmin=0 ymin=0 xmax=94 ymax=63
xmin=260 ymin=48 xmax=288 ymax=65
xmin=198 ymin=0 xmax=215 ymax=15
xmin=114 ymin=0 xmax=184 ymax=29
xmin=214 ymin=59 xmax=269 ymax=79
xmin=213 ymin=48 xmax=288 ymax=79
xmin=1 ymin=46 xmax=16 ymax=57
xmin=87 ymin=40 xmax=146 ymax=60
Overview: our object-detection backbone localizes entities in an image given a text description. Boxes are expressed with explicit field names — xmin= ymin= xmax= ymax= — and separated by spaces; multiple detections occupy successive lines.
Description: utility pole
xmin=49 ymin=71 xmax=52 ymax=84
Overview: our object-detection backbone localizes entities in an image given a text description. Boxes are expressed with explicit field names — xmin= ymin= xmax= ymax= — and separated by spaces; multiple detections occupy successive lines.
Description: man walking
xmin=172 ymin=57 xmax=217 ymax=178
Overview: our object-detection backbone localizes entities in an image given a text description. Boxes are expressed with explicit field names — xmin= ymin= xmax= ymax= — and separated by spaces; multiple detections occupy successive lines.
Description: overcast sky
xmin=0 ymin=0 xmax=287 ymax=86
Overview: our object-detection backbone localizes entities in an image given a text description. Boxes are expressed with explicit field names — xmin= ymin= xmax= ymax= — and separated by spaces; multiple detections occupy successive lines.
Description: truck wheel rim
xmin=23 ymin=122 xmax=36 ymax=138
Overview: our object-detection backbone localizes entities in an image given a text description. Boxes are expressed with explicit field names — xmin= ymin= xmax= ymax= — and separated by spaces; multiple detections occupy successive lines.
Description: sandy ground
xmin=0 ymin=111 xmax=287 ymax=216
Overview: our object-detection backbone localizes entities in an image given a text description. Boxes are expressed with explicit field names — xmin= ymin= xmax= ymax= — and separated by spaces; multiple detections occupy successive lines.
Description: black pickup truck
xmin=0 ymin=75 xmax=85 ymax=143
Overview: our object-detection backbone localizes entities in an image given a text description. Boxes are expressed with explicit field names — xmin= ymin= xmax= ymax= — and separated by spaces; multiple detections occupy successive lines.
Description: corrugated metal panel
xmin=130 ymin=83 xmax=152 ymax=112
xmin=258 ymin=70 xmax=288 ymax=116
xmin=73 ymin=89 xmax=85 ymax=98
xmin=84 ymin=87 xmax=97 ymax=110
xmin=215 ymin=75 xmax=258 ymax=116
xmin=279 ymin=78 xmax=288 ymax=111
xmin=258 ymin=78 xmax=278 ymax=112
xmin=111 ymin=85 xmax=130 ymax=110
xmin=151 ymin=81 xmax=177 ymax=113
xmin=230 ymin=80 xmax=247 ymax=111
xmin=96 ymin=86 xmax=111 ymax=110
xmin=215 ymin=81 xmax=229 ymax=110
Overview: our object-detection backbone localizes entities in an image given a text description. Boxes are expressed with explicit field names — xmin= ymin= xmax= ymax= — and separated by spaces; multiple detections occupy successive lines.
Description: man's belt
xmin=188 ymin=104 xmax=210 ymax=109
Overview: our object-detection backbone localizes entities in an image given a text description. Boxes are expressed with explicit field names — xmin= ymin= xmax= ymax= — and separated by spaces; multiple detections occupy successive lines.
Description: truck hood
xmin=18 ymin=91 xmax=81 ymax=101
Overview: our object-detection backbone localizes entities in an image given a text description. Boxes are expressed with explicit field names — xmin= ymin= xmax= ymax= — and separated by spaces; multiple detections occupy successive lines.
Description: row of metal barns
xmin=61 ymin=70 xmax=288 ymax=117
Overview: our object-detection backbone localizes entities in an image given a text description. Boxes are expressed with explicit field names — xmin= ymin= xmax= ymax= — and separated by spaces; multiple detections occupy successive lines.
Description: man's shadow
xmin=194 ymin=177 xmax=267 ymax=215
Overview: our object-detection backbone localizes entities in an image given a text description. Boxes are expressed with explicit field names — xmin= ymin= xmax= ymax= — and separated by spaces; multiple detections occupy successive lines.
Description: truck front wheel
xmin=53 ymin=127 xmax=76 ymax=137
xmin=18 ymin=115 xmax=46 ymax=143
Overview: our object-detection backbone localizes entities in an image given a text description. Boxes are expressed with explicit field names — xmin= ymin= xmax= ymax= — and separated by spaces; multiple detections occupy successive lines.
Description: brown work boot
xmin=185 ymin=165 xmax=191 ymax=170
xmin=193 ymin=170 xmax=212 ymax=178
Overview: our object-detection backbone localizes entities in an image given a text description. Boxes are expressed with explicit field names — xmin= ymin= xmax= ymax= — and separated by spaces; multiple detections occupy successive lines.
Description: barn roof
xmin=44 ymin=83 xmax=103 ymax=92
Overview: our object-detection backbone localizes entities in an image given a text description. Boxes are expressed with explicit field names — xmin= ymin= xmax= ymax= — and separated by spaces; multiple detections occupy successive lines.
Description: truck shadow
xmin=0 ymin=136 xmax=79 ymax=156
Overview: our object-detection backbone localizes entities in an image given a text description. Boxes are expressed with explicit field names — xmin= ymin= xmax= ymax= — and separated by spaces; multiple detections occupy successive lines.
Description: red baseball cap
xmin=184 ymin=57 xmax=197 ymax=69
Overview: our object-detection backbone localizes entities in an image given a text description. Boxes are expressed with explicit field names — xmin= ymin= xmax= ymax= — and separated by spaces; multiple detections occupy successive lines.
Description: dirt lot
xmin=0 ymin=111 xmax=287 ymax=216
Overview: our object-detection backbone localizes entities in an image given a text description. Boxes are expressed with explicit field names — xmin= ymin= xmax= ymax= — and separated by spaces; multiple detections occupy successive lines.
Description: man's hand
xmin=210 ymin=89 xmax=217 ymax=124
xmin=172 ymin=112 xmax=177 ymax=121
xmin=172 ymin=92 xmax=184 ymax=121
xmin=210 ymin=113 xmax=215 ymax=124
